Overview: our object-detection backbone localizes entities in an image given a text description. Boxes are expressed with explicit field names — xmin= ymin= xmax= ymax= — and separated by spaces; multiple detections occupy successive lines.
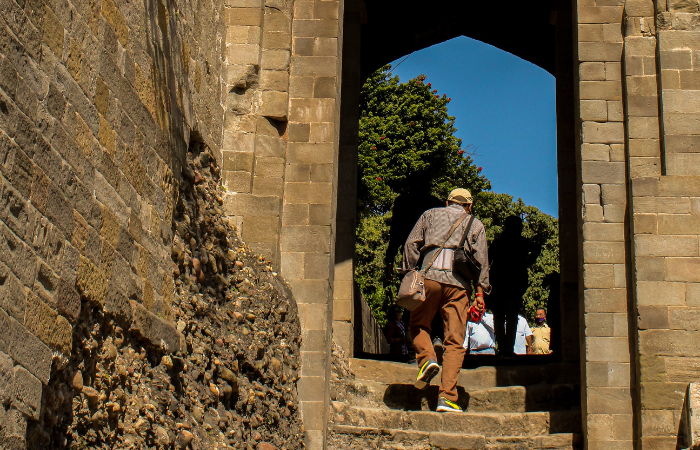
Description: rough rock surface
xmin=330 ymin=341 xmax=354 ymax=386
xmin=327 ymin=430 xmax=436 ymax=450
xmin=28 ymin=145 xmax=304 ymax=449
xmin=327 ymin=343 xmax=432 ymax=449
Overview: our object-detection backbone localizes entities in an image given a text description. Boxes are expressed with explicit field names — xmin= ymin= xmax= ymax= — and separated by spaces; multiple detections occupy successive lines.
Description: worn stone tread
xmin=330 ymin=424 xmax=486 ymax=449
xmin=349 ymin=359 xmax=580 ymax=389
xmin=331 ymin=403 xmax=582 ymax=437
xmin=330 ymin=424 xmax=582 ymax=449
xmin=335 ymin=377 xmax=580 ymax=412
xmin=485 ymin=432 xmax=583 ymax=449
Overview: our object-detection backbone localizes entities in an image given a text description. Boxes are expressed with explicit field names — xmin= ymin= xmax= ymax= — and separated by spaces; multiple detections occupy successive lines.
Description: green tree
xmin=355 ymin=66 xmax=559 ymax=327
xmin=354 ymin=213 xmax=392 ymax=325
xmin=357 ymin=67 xmax=489 ymax=215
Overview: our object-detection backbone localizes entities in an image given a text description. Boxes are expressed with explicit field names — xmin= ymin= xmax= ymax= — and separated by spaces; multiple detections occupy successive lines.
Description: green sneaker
xmin=436 ymin=397 xmax=463 ymax=413
xmin=414 ymin=359 xmax=440 ymax=390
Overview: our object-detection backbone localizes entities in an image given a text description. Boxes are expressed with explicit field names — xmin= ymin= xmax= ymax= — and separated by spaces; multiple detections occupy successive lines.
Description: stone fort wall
xmin=0 ymin=0 xmax=226 ymax=442
xmin=0 ymin=0 xmax=344 ymax=446
xmin=577 ymin=0 xmax=700 ymax=446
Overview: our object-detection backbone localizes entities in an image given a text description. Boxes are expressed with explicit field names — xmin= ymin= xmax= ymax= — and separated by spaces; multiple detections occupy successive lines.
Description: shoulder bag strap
xmin=422 ymin=213 xmax=468 ymax=273
xmin=458 ymin=215 xmax=476 ymax=251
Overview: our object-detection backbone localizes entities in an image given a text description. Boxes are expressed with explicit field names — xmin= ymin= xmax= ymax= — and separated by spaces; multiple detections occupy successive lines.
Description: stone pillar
xmin=577 ymin=1 xmax=636 ymax=447
xmin=626 ymin=0 xmax=700 ymax=446
xmin=623 ymin=1 xmax=663 ymax=447
xmin=284 ymin=0 xmax=343 ymax=447
xmin=221 ymin=1 xmax=344 ymax=446
xmin=555 ymin=0 xmax=582 ymax=363
xmin=331 ymin=0 xmax=363 ymax=357
xmin=222 ymin=0 xmax=291 ymax=263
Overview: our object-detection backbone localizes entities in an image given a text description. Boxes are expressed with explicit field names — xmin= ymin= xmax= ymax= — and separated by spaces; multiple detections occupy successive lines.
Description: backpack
xmin=452 ymin=215 xmax=482 ymax=281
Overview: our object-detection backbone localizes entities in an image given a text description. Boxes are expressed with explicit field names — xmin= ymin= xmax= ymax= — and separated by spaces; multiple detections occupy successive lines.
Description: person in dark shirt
xmin=488 ymin=215 xmax=542 ymax=357
xmin=384 ymin=184 xmax=444 ymax=351
xmin=385 ymin=305 xmax=409 ymax=359
xmin=384 ymin=190 xmax=444 ymax=275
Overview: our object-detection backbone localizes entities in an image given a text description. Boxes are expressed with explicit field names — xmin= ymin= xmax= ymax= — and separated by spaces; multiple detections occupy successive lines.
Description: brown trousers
xmin=409 ymin=279 xmax=470 ymax=402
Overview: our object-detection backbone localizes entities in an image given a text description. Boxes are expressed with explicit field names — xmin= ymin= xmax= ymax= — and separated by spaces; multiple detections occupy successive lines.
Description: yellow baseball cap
xmin=447 ymin=188 xmax=473 ymax=204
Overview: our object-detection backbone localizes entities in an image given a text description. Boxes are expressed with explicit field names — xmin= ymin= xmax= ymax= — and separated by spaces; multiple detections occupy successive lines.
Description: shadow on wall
xmin=26 ymin=300 xmax=174 ymax=449
xmin=678 ymin=383 xmax=696 ymax=448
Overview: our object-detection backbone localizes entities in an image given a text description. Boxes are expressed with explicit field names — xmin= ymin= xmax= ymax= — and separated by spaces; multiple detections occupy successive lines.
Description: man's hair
xmin=536 ymin=307 xmax=546 ymax=313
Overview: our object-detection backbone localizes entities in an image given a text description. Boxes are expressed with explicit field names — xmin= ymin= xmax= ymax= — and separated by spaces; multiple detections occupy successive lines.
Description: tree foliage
xmin=358 ymin=67 xmax=490 ymax=215
xmin=355 ymin=66 xmax=559 ymax=327
xmin=354 ymin=213 xmax=393 ymax=325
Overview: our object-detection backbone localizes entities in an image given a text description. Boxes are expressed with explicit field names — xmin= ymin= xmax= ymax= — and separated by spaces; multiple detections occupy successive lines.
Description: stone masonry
xmin=219 ymin=0 xmax=342 ymax=447
xmin=0 ymin=0 xmax=225 ymax=443
xmin=2 ymin=0 xmax=700 ymax=447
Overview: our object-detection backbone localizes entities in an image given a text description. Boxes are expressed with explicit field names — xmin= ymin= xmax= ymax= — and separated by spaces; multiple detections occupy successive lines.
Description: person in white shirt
xmin=513 ymin=315 xmax=533 ymax=355
xmin=464 ymin=312 xmax=496 ymax=355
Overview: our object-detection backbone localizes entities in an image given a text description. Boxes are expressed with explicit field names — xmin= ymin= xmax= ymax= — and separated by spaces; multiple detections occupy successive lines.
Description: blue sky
xmin=390 ymin=37 xmax=559 ymax=217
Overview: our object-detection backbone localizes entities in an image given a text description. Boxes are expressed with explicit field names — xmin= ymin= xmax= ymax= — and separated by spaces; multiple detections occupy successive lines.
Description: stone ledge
xmin=11 ymin=365 xmax=42 ymax=420
xmin=0 ymin=350 xmax=42 ymax=421
xmin=129 ymin=300 xmax=184 ymax=354
xmin=0 ymin=308 xmax=52 ymax=384
xmin=0 ymin=404 xmax=28 ymax=448
xmin=685 ymin=382 xmax=700 ymax=448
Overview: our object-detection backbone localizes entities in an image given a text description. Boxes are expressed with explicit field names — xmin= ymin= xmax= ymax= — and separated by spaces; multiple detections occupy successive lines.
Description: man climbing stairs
xmin=328 ymin=358 xmax=582 ymax=449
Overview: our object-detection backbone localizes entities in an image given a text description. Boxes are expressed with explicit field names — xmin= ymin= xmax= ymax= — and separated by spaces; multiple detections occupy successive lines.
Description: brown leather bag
xmin=396 ymin=213 xmax=467 ymax=311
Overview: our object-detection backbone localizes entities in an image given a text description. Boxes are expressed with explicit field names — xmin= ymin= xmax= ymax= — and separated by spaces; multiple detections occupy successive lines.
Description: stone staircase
xmin=328 ymin=358 xmax=583 ymax=449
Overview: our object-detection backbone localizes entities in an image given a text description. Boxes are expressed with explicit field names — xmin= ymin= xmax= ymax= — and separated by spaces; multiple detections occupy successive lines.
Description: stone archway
xmin=332 ymin=0 xmax=580 ymax=378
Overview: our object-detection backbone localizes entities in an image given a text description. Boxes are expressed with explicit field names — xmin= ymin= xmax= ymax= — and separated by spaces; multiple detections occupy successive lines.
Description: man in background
xmin=531 ymin=308 xmax=552 ymax=355
xmin=385 ymin=305 xmax=409 ymax=360
xmin=512 ymin=314 xmax=533 ymax=355
xmin=542 ymin=272 xmax=560 ymax=355
xmin=465 ymin=309 xmax=496 ymax=355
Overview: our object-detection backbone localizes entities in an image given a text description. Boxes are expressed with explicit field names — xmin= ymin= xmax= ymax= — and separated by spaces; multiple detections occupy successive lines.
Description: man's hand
xmin=472 ymin=286 xmax=485 ymax=312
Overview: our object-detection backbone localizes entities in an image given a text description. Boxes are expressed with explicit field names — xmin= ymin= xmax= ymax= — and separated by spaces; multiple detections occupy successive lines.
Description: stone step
xmin=329 ymin=425 xmax=582 ymax=450
xmin=330 ymin=403 xmax=582 ymax=437
xmin=329 ymin=424 xmax=582 ymax=449
xmin=334 ymin=378 xmax=580 ymax=412
xmin=329 ymin=424 xmax=487 ymax=449
xmin=350 ymin=358 xmax=580 ymax=389
xmin=485 ymin=433 xmax=583 ymax=450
